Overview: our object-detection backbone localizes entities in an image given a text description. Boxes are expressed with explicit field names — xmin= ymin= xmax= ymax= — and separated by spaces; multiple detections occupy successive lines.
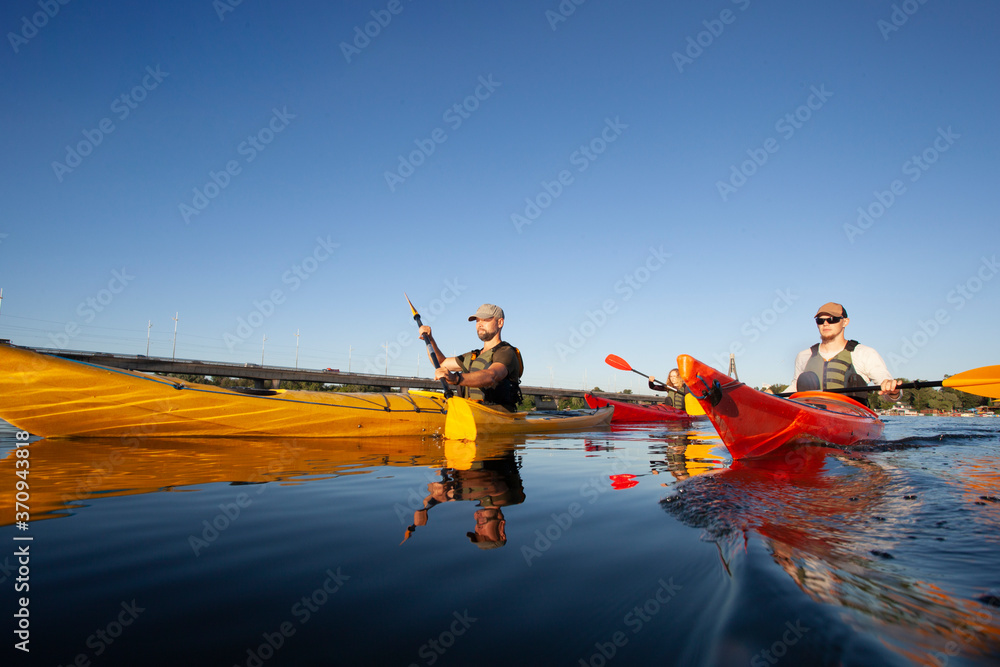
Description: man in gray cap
xmin=787 ymin=302 xmax=900 ymax=404
xmin=419 ymin=304 xmax=523 ymax=411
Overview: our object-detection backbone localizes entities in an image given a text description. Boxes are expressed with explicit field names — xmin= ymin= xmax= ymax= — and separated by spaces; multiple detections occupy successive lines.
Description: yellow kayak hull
xmin=0 ymin=345 xmax=447 ymax=438
xmin=444 ymin=396 xmax=613 ymax=440
xmin=1 ymin=345 xmax=613 ymax=440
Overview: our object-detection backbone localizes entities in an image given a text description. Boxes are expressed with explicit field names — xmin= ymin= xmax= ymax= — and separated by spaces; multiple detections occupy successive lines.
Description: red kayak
xmin=677 ymin=355 xmax=884 ymax=460
xmin=584 ymin=393 xmax=693 ymax=423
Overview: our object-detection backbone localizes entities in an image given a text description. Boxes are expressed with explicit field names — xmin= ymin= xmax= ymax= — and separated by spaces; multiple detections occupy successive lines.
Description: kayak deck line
xmin=55 ymin=353 xmax=448 ymax=414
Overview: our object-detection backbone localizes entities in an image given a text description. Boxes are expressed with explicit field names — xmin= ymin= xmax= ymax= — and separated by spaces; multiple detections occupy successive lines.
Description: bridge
xmin=19 ymin=347 xmax=670 ymax=407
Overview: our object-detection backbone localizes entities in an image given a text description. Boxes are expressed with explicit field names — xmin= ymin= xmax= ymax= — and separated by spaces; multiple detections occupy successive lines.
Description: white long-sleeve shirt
xmin=789 ymin=342 xmax=898 ymax=401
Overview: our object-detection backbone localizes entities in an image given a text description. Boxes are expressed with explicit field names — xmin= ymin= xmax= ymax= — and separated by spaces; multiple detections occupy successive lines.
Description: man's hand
xmin=418 ymin=325 xmax=432 ymax=341
xmin=435 ymin=367 xmax=461 ymax=385
xmin=879 ymin=378 xmax=901 ymax=397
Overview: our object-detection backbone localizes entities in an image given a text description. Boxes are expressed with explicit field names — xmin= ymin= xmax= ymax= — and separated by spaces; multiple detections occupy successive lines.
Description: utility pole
xmin=171 ymin=312 xmax=179 ymax=359
xmin=0 ymin=288 xmax=4 ymax=324
xmin=261 ymin=334 xmax=267 ymax=365
xmin=383 ymin=341 xmax=389 ymax=374
xmin=294 ymin=329 xmax=300 ymax=369
xmin=146 ymin=320 xmax=152 ymax=356
xmin=348 ymin=345 xmax=352 ymax=372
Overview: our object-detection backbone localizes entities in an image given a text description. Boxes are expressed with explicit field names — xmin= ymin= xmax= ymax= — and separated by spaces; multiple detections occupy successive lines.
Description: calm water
xmin=2 ymin=416 xmax=999 ymax=666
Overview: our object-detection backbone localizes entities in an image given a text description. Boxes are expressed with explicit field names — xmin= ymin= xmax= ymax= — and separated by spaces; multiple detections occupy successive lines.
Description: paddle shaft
xmin=412 ymin=311 xmax=454 ymax=398
xmin=605 ymin=355 xmax=686 ymax=392
xmin=776 ymin=379 xmax=942 ymax=397
xmin=629 ymin=368 xmax=692 ymax=393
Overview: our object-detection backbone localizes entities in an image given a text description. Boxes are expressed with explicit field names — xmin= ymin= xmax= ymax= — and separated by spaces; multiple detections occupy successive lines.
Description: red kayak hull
xmin=677 ymin=355 xmax=884 ymax=460
xmin=584 ymin=394 xmax=693 ymax=423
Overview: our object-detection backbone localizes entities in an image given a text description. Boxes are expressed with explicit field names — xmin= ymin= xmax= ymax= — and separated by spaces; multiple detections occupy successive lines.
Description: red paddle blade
xmin=605 ymin=354 xmax=633 ymax=372
xmin=609 ymin=474 xmax=639 ymax=490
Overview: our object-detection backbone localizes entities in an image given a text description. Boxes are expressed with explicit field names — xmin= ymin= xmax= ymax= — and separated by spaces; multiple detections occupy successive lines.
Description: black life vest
xmin=649 ymin=379 xmax=686 ymax=410
xmin=667 ymin=388 xmax=686 ymax=410
xmin=460 ymin=342 xmax=523 ymax=411
xmin=802 ymin=340 xmax=869 ymax=403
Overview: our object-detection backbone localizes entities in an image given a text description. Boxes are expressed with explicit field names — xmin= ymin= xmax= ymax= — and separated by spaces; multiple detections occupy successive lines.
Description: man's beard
xmin=819 ymin=330 xmax=839 ymax=343
xmin=477 ymin=329 xmax=497 ymax=342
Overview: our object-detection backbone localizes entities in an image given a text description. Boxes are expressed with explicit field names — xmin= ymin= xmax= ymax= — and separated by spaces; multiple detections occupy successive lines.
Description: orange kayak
xmin=677 ymin=354 xmax=884 ymax=459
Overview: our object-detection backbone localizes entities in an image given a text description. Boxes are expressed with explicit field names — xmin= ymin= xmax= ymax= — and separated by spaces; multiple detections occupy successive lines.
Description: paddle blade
xmin=609 ymin=474 xmax=639 ymax=490
xmin=403 ymin=292 xmax=419 ymax=317
xmin=444 ymin=396 xmax=478 ymax=441
xmin=942 ymin=365 xmax=1000 ymax=399
xmin=685 ymin=393 xmax=706 ymax=416
xmin=605 ymin=354 xmax=632 ymax=372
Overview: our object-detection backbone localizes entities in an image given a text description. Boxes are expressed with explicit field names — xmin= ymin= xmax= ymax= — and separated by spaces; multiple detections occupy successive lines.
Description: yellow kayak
xmin=0 ymin=344 xmax=612 ymax=439
xmin=0 ymin=344 xmax=447 ymax=438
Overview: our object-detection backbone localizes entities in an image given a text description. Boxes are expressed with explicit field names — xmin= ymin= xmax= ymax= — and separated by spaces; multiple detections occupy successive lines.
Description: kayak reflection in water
xmin=647 ymin=368 xmax=689 ymax=411
xmin=661 ymin=446 xmax=1000 ymax=663
xmin=402 ymin=451 xmax=526 ymax=550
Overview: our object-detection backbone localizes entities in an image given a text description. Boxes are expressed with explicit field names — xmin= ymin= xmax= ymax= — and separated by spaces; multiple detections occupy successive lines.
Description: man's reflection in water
xmin=403 ymin=450 xmax=526 ymax=549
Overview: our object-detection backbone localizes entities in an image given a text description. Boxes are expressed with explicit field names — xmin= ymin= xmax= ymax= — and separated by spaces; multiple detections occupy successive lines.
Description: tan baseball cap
xmin=469 ymin=304 xmax=504 ymax=321
xmin=814 ymin=302 xmax=848 ymax=318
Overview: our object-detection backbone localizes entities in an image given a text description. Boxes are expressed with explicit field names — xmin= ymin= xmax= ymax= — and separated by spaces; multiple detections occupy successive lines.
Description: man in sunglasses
xmin=788 ymin=302 xmax=901 ymax=405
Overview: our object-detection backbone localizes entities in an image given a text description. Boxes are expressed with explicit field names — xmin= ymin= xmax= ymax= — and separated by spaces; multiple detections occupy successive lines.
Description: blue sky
xmin=1 ymin=0 xmax=998 ymax=391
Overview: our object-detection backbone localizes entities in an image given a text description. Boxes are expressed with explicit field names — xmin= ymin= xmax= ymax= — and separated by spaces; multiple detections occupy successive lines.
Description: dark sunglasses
xmin=815 ymin=316 xmax=843 ymax=325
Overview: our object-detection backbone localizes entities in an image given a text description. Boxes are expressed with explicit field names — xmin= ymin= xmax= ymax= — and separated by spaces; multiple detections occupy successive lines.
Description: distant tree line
xmin=754 ymin=380 xmax=987 ymax=413
xmin=869 ymin=378 xmax=988 ymax=412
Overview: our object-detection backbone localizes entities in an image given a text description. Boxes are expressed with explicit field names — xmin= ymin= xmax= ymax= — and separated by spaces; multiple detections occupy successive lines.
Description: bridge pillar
xmin=535 ymin=396 xmax=558 ymax=410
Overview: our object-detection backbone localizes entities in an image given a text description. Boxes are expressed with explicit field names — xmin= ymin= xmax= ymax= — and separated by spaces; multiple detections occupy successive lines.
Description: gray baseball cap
xmin=468 ymin=304 xmax=504 ymax=321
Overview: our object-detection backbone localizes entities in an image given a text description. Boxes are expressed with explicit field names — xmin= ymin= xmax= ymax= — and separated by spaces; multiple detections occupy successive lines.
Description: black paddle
xmin=405 ymin=293 xmax=453 ymax=399
xmin=776 ymin=368 xmax=1000 ymax=399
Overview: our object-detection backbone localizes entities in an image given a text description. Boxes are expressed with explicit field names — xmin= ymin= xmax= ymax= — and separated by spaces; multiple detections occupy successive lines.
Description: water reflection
xmin=0 ymin=435 xmax=523 ymax=526
xmin=402 ymin=439 xmax=526 ymax=549
xmin=660 ymin=444 xmax=1000 ymax=663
